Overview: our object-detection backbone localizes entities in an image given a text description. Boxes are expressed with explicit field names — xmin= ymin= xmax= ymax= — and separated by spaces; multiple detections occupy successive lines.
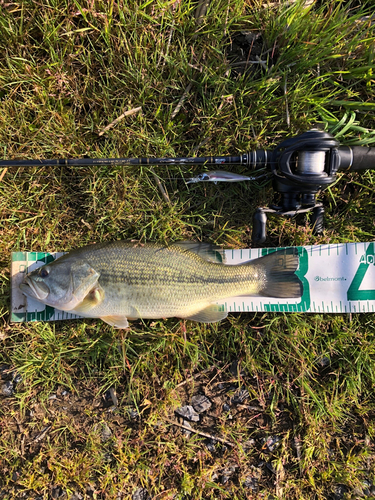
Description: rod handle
xmin=339 ymin=146 xmax=375 ymax=171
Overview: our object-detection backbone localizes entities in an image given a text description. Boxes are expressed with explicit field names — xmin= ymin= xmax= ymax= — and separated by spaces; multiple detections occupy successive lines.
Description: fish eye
xmin=40 ymin=268 xmax=49 ymax=278
xmin=198 ymin=173 xmax=209 ymax=181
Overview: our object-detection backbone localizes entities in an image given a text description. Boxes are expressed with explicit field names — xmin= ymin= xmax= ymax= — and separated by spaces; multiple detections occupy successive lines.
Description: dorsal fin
xmin=171 ymin=241 xmax=226 ymax=264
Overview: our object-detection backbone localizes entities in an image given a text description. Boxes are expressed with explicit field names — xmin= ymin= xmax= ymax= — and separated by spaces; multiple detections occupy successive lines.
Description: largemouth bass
xmin=20 ymin=241 xmax=302 ymax=328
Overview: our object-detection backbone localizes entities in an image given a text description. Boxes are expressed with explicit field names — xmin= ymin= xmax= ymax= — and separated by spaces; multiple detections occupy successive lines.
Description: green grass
xmin=1 ymin=0 xmax=375 ymax=498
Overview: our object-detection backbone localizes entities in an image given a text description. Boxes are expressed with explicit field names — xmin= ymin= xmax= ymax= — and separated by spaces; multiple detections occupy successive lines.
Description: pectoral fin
xmin=73 ymin=285 xmax=105 ymax=313
xmin=100 ymin=315 xmax=130 ymax=329
xmin=182 ymin=305 xmax=228 ymax=323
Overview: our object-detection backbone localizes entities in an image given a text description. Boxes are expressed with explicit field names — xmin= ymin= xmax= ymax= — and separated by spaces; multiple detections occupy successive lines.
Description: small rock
xmin=222 ymin=403 xmax=230 ymax=412
xmin=71 ymin=493 xmax=83 ymax=500
xmin=51 ymin=486 xmax=66 ymax=499
xmin=265 ymin=462 xmax=276 ymax=474
xmin=229 ymin=359 xmax=245 ymax=377
xmin=12 ymin=470 xmax=20 ymax=482
xmin=332 ymin=484 xmax=347 ymax=500
xmin=175 ymin=405 xmax=200 ymax=422
xmin=243 ymin=476 xmax=258 ymax=491
xmin=103 ymin=452 xmax=113 ymax=463
xmin=0 ymin=364 xmax=10 ymax=379
xmin=220 ymin=465 xmax=237 ymax=485
xmin=231 ymin=389 xmax=249 ymax=404
xmin=317 ymin=355 xmax=330 ymax=367
xmin=243 ymin=439 xmax=256 ymax=451
xmin=1 ymin=380 xmax=14 ymax=397
xmin=13 ymin=373 xmax=22 ymax=384
xmin=48 ymin=394 xmax=57 ymax=400
xmin=264 ymin=435 xmax=281 ymax=452
xmin=182 ymin=419 xmax=192 ymax=438
xmin=191 ymin=394 xmax=211 ymax=413
xmin=125 ymin=406 xmax=139 ymax=419
xmin=205 ymin=439 xmax=217 ymax=453
xmin=61 ymin=390 xmax=69 ymax=397
xmin=132 ymin=488 xmax=151 ymax=500
xmin=101 ymin=423 xmax=112 ymax=443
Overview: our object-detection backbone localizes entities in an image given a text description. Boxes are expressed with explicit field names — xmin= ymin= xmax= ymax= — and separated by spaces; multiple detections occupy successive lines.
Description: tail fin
xmin=254 ymin=248 xmax=302 ymax=298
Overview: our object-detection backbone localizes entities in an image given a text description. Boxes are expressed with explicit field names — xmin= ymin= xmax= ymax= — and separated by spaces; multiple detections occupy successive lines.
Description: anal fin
xmin=182 ymin=305 xmax=228 ymax=323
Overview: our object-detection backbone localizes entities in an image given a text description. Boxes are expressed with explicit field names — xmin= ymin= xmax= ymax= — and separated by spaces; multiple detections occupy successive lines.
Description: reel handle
xmin=252 ymin=208 xmax=267 ymax=245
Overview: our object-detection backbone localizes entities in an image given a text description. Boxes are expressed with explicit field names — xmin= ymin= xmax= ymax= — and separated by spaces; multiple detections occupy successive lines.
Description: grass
xmin=1 ymin=0 xmax=375 ymax=498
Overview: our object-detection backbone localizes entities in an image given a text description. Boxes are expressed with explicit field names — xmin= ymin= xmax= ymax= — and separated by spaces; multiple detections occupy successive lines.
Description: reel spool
xmin=252 ymin=129 xmax=341 ymax=244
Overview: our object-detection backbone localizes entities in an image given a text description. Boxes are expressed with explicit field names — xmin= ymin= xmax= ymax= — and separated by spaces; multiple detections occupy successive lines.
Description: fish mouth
xmin=19 ymin=276 xmax=49 ymax=301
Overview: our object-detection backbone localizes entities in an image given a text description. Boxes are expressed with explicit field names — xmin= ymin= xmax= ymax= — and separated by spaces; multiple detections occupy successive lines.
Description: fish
xmin=19 ymin=241 xmax=302 ymax=328
xmin=187 ymin=170 xmax=256 ymax=184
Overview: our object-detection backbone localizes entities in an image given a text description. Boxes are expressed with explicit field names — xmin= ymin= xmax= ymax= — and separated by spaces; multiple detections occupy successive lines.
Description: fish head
xmin=19 ymin=256 xmax=100 ymax=311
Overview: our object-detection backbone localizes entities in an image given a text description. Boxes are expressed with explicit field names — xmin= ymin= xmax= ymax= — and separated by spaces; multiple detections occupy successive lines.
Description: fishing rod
xmin=2 ymin=129 xmax=375 ymax=243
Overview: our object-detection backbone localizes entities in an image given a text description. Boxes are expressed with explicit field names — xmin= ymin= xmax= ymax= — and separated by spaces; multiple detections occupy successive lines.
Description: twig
xmin=171 ymin=83 xmax=192 ymax=120
xmin=150 ymin=167 xmax=171 ymax=204
xmin=223 ymin=0 xmax=230 ymax=36
xmin=0 ymin=167 xmax=7 ymax=182
xmin=192 ymin=136 xmax=211 ymax=155
xmin=33 ymin=425 xmax=52 ymax=443
xmin=256 ymin=55 xmax=268 ymax=71
xmin=159 ymin=23 xmax=175 ymax=68
xmin=165 ymin=417 xmax=235 ymax=447
xmin=98 ymin=106 xmax=142 ymax=136
xmin=276 ymin=461 xmax=286 ymax=498
xmin=231 ymin=60 xmax=268 ymax=67
xmin=284 ymin=73 xmax=290 ymax=128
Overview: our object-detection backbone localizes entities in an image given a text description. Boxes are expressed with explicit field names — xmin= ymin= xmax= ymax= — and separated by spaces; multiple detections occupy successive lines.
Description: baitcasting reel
xmin=251 ymin=129 xmax=374 ymax=244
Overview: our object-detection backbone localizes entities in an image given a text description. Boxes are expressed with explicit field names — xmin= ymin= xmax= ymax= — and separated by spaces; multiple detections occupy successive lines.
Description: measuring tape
xmin=10 ymin=242 xmax=375 ymax=323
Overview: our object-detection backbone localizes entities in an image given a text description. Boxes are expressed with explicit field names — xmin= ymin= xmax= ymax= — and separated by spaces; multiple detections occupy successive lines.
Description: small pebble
xmin=48 ymin=394 xmax=57 ymax=400
xmin=243 ymin=439 xmax=256 ymax=451
xmin=229 ymin=359 xmax=245 ymax=377
xmin=317 ymin=355 xmax=330 ymax=367
xmin=13 ymin=373 xmax=22 ymax=384
xmin=71 ymin=493 xmax=83 ymax=500
xmin=128 ymin=407 xmax=139 ymax=419
xmin=61 ymin=390 xmax=69 ymax=397
xmin=220 ymin=465 xmax=237 ymax=485
xmin=231 ymin=389 xmax=249 ymax=404
xmin=191 ymin=394 xmax=212 ymax=413
xmin=205 ymin=439 xmax=217 ymax=453
xmin=51 ymin=486 xmax=65 ymax=499
xmin=12 ymin=470 xmax=20 ymax=482
xmin=243 ymin=476 xmax=258 ymax=491
xmin=0 ymin=364 xmax=10 ymax=379
xmin=182 ymin=419 xmax=192 ymax=438
xmin=264 ymin=435 xmax=281 ymax=452
xmin=332 ymin=484 xmax=347 ymax=500
xmin=101 ymin=423 xmax=112 ymax=443
xmin=132 ymin=488 xmax=151 ymax=500
xmin=103 ymin=452 xmax=113 ymax=463
xmin=222 ymin=403 xmax=230 ymax=412
xmin=1 ymin=380 xmax=14 ymax=397
xmin=175 ymin=405 xmax=200 ymax=422
xmin=265 ymin=462 xmax=276 ymax=474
